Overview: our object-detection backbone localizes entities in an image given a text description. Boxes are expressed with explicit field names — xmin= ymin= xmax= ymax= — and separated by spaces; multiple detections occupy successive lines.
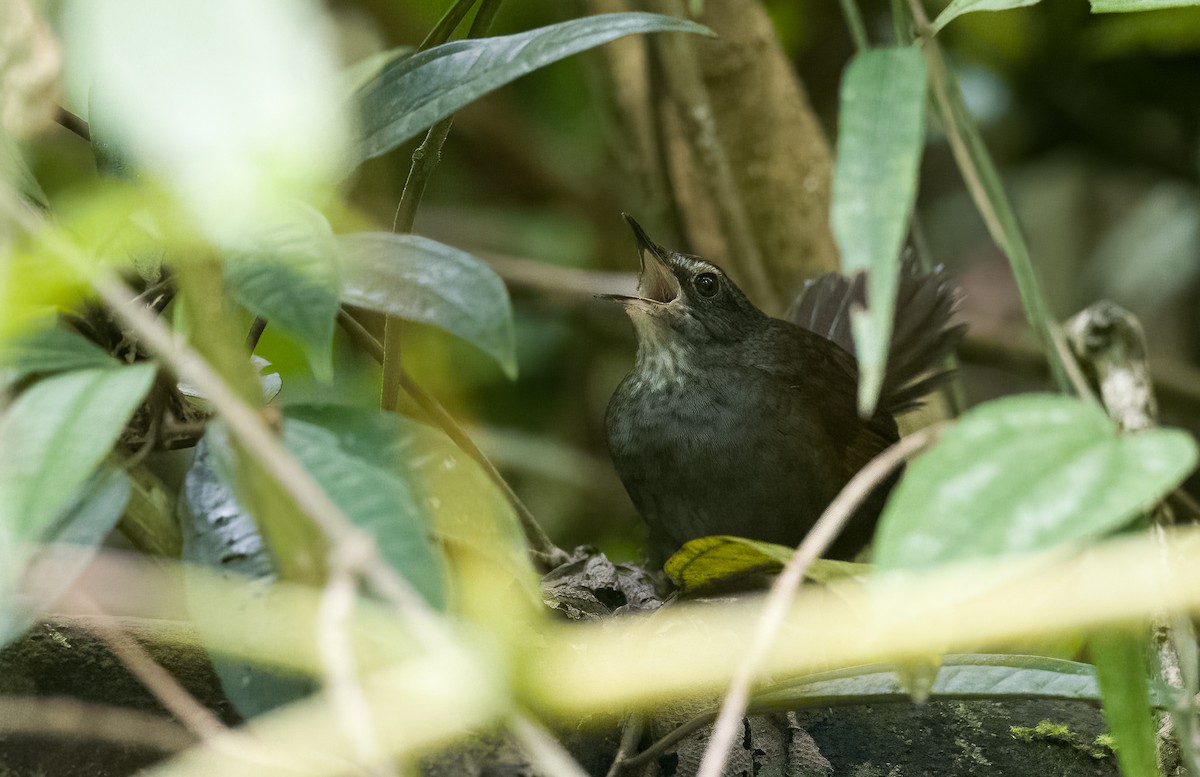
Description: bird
xmin=604 ymin=215 xmax=965 ymax=564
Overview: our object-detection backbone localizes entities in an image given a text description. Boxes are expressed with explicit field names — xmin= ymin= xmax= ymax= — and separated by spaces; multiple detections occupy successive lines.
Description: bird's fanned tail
xmin=785 ymin=261 xmax=966 ymax=414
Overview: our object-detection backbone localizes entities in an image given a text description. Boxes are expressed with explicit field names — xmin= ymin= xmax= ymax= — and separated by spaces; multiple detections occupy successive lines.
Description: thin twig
xmin=694 ymin=425 xmax=944 ymax=777
xmin=0 ymin=696 xmax=194 ymax=751
xmin=318 ymin=536 xmax=397 ymax=777
xmin=837 ymin=0 xmax=870 ymax=51
xmin=605 ymin=714 xmax=644 ymax=777
xmin=510 ymin=714 xmax=591 ymax=777
xmin=909 ymin=0 xmax=1087 ymax=398
xmin=56 ymin=107 xmax=91 ymax=141
xmin=245 ymin=317 xmax=268 ymax=353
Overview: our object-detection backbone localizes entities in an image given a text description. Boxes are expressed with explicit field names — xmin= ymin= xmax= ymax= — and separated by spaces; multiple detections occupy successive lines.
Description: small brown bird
xmin=605 ymin=216 xmax=964 ymax=563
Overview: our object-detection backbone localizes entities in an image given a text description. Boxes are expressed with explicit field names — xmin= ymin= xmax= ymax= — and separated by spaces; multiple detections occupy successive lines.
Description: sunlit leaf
xmin=224 ymin=204 xmax=340 ymax=379
xmin=830 ymin=47 xmax=927 ymax=415
xmin=930 ymin=0 xmax=1043 ymax=34
xmin=665 ymin=535 xmax=867 ymax=594
xmin=62 ymin=0 xmax=350 ymax=242
xmin=0 ymin=363 xmax=156 ymax=545
xmin=338 ymin=232 xmax=517 ymax=379
xmin=0 ymin=465 xmax=129 ymax=648
xmin=0 ymin=324 xmax=117 ymax=379
xmin=874 ymin=394 xmax=1198 ymax=570
xmin=1091 ymin=629 xmax=1158 ymax=777
xmin=356 ymin=12 xmax=712 ymax=161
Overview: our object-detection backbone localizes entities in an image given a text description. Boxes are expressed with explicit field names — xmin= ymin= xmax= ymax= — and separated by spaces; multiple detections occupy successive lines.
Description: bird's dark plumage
xmin=605 ymin=217 xmax=964 ymax=563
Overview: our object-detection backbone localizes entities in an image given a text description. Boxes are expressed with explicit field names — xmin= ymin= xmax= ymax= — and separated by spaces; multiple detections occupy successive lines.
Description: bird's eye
xmin=694 ymin=272 xmax=719 ymax=297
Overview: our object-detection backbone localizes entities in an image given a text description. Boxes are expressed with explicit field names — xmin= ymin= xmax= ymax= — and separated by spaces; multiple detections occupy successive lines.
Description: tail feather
xmin=785 ymin=261 xmax=965 ymax=414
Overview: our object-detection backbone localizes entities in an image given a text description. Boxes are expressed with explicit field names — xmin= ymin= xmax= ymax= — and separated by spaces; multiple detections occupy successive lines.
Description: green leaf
xmin=1090 ymin=630 xmax=1159 ymax=777
xmin=224 ymin=204 xmax=340 ymax=379
xmin=355 ymin=12 xmax=713 ymax=162
xmin=0 ymin=465 xmax=130 ymax=648
xmin=338 ymin=232 xmax=517 ymax=379
xmin=62 ymin=0 xmax=351 ymax=242
xmin=665 ymin=535 xmax=868 ymax=594
xmin=285 ymin=404 xmax=535 ymax=599
xmin=0 ymin=364 xmax=156 ymax=546
xmin=874 ymin=394 xmax=1198 ymax=570
xmin=0 ymin=325 xmax=118 ymax=380
xmin=1091 ymin=0 xmax=1200 ymax=10
xmin=830 ymin=47 xmax=927 ymax=416
xmin=930 ymin=0 xmax=1043 ymax=34
xmin=758 ymin=654 xmax=1119 ymax=707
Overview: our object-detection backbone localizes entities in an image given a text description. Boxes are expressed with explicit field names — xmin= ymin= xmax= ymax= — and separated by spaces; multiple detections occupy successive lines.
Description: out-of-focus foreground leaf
xmin=0 ymin=466 xmax=129 ymax=648
xmin=0 ymin=363 xmax=155 ymax=550
xmin=830 ymin=46 xmax=927 ymax=415
xmin=224 ymin=205 xmax=340 ymax=379
xmin=874 ymin=394 xmax=1198 ymax=570
xmin=1090 ymin=629 xmax=1159 ymax=777
xmin=355 ymin=12 xmax=712 ymax=162
xmin=1090 ymin=0 xmax=1200 ymax=11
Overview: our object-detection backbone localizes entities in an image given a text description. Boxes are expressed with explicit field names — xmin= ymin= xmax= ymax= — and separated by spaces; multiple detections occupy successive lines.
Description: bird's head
xmin=606 ymin=215 xmax=767 ymax=347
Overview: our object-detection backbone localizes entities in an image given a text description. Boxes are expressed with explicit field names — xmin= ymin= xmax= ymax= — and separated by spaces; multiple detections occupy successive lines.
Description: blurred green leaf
xmin=875 ymin=394 xmax=1198 ymax=570
xmin=0 ymin=465 xmax=130 ymax=648
xmin=830 ymin=47 xmax=927 ymax=415
xmin=759 ymin=654 xmax=1119 ymax=706
xmin=665 ymin=536 xmax=868 ymax=594
xmin=0 ymin=130 xmax=47 ymax=209
xmin=224 ymin=205 xmax=340 ymax=380
xmin=285 ymin=404 xmax=535 ymax=600
xmin=0 ymin=363 xmax=156 ymax=549
xmin=355 ymin=12 xmax=713 ymax=162
xmin=63 ymin=0 xmax=350 ymax=242
xmin=1091 ymin=0 xmax=1200 ymax=10
xmin=0 ymin=324 xmax=117 ymax=379
xmin=1091 ymin=629 xmax=1158 ymax=777
xmin=338 ymin=232 xmax=517 ymax=379
xmin=930 ymin=0 xmax=1043 ymax=34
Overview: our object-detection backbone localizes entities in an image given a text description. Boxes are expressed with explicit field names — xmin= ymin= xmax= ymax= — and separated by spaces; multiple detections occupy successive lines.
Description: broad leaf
xmin=1 ymin=465 xmax=130 ymax=648
xmin=224 ymin=204 xmax=340 ymax=379
xmin=356 ymin=12 xmax=712 ymax=162
xmin=665 ymin=536 xmax=867 ymax=594
xmin=0 ymin=363 xmax=156 ymax=545
xmin=338 ymin=232 xmax=517 ymax=379
xmin=874 ymin=394 xmax=1198 ymax=570
xmin=1091 ymin=0 xmax=1200 ymax=10
xmin=1091 ymin=630 xmax=1158 ymax=777
xmin=931 ymin=0 xmax=1043 ymax=34
xmin=758 ymin=654 xmax=1116 ymax=706
xmin=0 ymin=325 xmax=117 ymax=380
xmin=285 ymin=404 xmax=535 ymax=599
xmin=830 ymin=47 xmax=927 ymax=415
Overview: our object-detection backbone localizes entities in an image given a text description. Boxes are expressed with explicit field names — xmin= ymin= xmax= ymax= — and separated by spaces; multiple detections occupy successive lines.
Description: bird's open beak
xmin=623 ymin=214 xmax=679 ymax=305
